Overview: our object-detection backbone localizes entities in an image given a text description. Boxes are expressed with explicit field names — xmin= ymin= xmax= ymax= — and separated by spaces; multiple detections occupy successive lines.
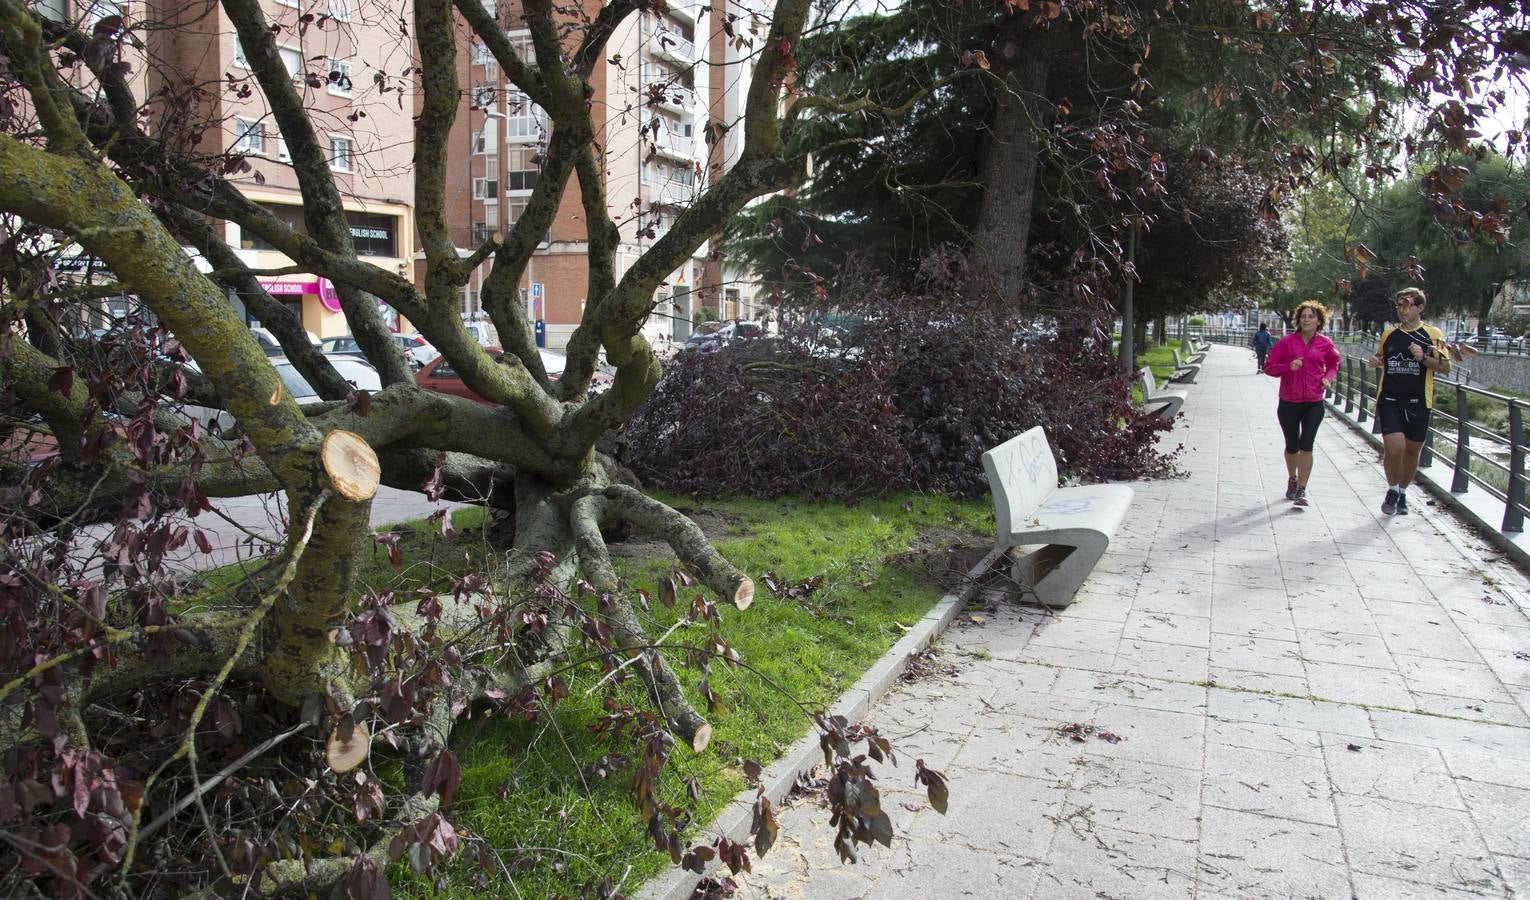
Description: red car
xmin=414 ymin=347 xmax=612 ymax=404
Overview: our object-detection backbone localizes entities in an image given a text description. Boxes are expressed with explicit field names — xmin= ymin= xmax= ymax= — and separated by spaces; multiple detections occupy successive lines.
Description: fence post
xmin=1506 ymin=401 xmax=1525 ymax=533
xmin=1451 ymin=382 xmax=1470 ymax=493
xmin=1346 ymin=358 xmax=1358 ymax=416
xmin=1357 ymin=363 xmax=1369 ymax=423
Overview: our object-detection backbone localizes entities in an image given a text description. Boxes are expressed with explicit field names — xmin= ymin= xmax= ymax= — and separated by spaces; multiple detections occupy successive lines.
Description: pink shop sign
xmin=318 ymin=278 xmax=342 ymax=312
xmin=258 ymin=279 xmax=318 ymax=296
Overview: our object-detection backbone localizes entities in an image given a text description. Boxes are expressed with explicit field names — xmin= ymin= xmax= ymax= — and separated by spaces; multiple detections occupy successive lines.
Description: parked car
xmin=462 ymin=320 xmax=497 ymax=347
xmin=250 ymin=326 xmax=322 ymax=357
xmin=396 ymin=333 xmax=440 ymax=367
xmin=320 ymin=333 xmax=437 ymax=369
xmin=415 ymin=348 xmax=613 ymax=404
xmin=182 ymin=356 xmax=382 ymax=430
xmin=1481 ymin=330 xmax=1523 ymax=352
xmin=682 ymin=320 xmax=766 ymax=353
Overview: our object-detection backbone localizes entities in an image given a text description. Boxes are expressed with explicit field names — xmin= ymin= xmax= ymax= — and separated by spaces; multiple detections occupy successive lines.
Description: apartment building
xmin=31 ymin=0 xmax=765 ymax=346
xmin=33 ymin=0 xmax=419 ymax=339
xmin=444 ymin=0 xmax=766 ymax=351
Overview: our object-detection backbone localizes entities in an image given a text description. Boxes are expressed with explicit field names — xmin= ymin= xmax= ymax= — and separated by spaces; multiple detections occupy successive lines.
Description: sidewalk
xmin=734 ymin=345 xmax=1530 ymax=899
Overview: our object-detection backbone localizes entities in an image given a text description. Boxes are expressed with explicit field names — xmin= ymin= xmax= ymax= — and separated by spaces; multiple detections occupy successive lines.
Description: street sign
xmin=530 ymin=282 xmax=543 ymax=299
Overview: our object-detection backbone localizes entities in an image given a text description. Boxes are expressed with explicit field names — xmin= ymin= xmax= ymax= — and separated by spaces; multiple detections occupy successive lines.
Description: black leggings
xmin=1277 ymin=400 xmax=1325 ymax=453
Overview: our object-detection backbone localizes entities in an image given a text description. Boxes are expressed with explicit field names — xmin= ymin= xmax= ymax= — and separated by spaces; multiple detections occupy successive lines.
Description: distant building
xmin=438 ymin=0 xmax=768 ymax=351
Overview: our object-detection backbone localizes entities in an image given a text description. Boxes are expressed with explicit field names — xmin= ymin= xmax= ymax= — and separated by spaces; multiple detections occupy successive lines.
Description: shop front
xmin=249 ymin=277 xmax=402 ymax=337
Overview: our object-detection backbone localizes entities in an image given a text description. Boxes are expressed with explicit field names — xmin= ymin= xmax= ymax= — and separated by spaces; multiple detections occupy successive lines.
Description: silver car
xmin=182 ymin=356 xmax=382 ymax=430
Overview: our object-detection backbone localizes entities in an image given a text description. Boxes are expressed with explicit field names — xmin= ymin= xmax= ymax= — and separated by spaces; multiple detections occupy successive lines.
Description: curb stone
xmin=635 ymin=550 xmax=1001 ymax=900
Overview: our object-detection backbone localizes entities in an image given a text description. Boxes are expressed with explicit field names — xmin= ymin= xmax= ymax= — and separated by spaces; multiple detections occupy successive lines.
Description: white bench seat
xmin=1137 ymin=366 xmax=1186 ymax=419
xmin=981 ymin=427 xmax=1135 ymax=608
xmin=1170 ymin=349 xmax=1201 ymax=383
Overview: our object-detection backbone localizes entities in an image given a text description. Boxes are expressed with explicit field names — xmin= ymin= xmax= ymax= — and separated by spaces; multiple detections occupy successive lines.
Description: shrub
xmin=625 ymin=254 xmax=1181 ymax=499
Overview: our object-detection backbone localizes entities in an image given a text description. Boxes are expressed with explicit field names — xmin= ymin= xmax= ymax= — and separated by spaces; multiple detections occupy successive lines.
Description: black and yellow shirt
xmin=1374 ymin=323 xmax=1448 ymax=408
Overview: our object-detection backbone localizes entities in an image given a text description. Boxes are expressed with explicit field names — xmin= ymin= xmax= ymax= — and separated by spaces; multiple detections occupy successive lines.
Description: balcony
xmin=645 ymin=81 xmax=699 ymax=113
xmin=649 ymin=29 xmax=696 ymax=63
xmin=653 ymin=129 xmax=695 ymax=161
xmin=651 ymin=178 xmax=696 ymax=206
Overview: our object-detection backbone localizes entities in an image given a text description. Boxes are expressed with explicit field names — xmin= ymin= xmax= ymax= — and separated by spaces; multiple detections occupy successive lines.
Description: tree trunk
xmin=971 ymin=29 xmax=1053 ymax=303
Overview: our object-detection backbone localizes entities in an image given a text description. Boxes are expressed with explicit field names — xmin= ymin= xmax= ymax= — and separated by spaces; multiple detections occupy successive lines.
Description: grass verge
xmin=192 ymin=493 xmax=992 ymax=896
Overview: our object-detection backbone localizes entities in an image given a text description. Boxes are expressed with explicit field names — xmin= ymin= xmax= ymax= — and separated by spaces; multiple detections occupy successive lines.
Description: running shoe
xmin=1395 ymin=491 xmax=1409 ymax=515
xmin=1293 ymin=485 xmax=1308 ymax=507
xmin=1381 ymin=488 xmax=1399 ymax=516
xmin=1285 ymin=475 xmax=1300 ymax=500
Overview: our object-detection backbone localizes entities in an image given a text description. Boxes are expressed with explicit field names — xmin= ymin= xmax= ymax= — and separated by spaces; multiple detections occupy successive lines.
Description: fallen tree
xmin=0 ymin=0 xmax=924 ymax=894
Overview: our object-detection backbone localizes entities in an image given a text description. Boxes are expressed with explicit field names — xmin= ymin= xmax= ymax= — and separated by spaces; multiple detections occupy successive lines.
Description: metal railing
xmin=1186 ymin=326 xmax=1530 ymax=358
xmin=1327 ymin=354 xmax=1529 ymax=533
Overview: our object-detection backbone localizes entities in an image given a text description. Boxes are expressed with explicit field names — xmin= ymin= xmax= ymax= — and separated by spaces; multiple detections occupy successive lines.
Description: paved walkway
xmin=738 ymin=346 xmax=1530 ymax=899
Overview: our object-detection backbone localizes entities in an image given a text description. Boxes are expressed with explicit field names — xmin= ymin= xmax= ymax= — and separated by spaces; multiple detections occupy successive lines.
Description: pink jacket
xmin=1264 ymin=332 xmax=1339 ymax=402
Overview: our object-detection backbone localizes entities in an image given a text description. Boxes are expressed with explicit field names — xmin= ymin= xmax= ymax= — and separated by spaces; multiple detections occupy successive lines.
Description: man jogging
xmin=1368 ymin=287 xmax=1451 ymax=515
xmin=1252 ymin=323 xmax=1275 ymax=373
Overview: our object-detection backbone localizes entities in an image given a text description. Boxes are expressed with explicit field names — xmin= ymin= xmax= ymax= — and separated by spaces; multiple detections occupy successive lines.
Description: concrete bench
xmin=1137 ymin=366 xmax=1186 ymax=419
xmin=1170 ymin=349 xmax=1201 ymax=383
xmin=980 ymin=426 xmax=1135 ymax=608
xmin=1181 ymin=343 xmax=1207 ymax=364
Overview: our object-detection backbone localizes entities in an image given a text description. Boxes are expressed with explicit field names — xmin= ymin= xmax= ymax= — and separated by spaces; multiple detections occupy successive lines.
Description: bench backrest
xmin=1172 ymin=349 xmax=1186 ymax=367
xmin=981 ymin=426 xmax=1059 ymax=538
xmin=1138 ymin=366 xmax=1158 ymax=395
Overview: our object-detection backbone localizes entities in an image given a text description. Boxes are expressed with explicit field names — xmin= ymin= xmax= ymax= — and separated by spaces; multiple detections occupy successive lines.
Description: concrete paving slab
xmin=1202 ymin=742 xmax=1336 ymax=825
xmin=1334 ymin=794 xmax=1500 ymax=891
xmin=1195 ymin=806 xmax=1349 ymax=899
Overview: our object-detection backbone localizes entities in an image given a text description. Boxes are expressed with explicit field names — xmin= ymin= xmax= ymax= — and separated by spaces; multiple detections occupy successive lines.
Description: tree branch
xmin=570 ymin=494 xmax=711 ymax=751
xmin=596 ymin=485 xmax=754 ymax=610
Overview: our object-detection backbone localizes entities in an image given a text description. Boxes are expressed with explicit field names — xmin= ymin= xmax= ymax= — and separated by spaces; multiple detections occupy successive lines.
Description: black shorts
xmin=1378 ymin=396 xmax=1430 ymax=442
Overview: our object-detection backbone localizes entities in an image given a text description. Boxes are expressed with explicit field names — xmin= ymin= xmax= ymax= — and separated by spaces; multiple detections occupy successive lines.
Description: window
xmin=83 ymin=0 xmax=124 ymax=28
xmin=233 ymin=38 xmax=249 ymax=69
xmin=329 ymin=135 xmax=353 ymax=171
xmin=327 ymin=0 xmax=350 ymax=21
xmin=35 ymin=0 xmax=67 ymax=22
xmin=462 ymin=288 xmax=481 ymax=317
xmin=276 ymin=131 xmax=290 ymax=161
xmin=326 ymin=58 xmax=352 ymax=95
xmin=277 ymin=0 xmax=299 ymax=7
xmin=240 ymin=202 xmax=307 ymax=251
xmin=471 ymin=129 xmax=497 ymax=154
xmin=471 ymin=222 xmax=492 ymax=244
xmin=506 ymin=31 xmax=535 ymax=65
xmin=234 ymin=118 xmax=264 ymax=154
xmin=479 ymin=0 xmax=495 ymax=17
xmin=279 ymin=45 xmax=302 ymax=82
xmin=506 ymin=146 xmax=539 ymax=192
xmin=347 ymin=212 xmax=395 ymax=256
xmin=505 ymin=88 xmax=546 ymax=141
xmin=472 ymin=177 xmax=498 ymax=199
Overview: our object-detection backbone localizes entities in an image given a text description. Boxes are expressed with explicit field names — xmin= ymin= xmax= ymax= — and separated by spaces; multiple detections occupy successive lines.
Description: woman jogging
xmin=1264 ymin=301 xmax=1341 ymax=507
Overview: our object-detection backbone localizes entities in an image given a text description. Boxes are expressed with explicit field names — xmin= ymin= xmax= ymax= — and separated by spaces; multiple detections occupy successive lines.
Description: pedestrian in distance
xmin=1369 ymin=287 xmax=1451 ymax=516
xmin=1264 ymin=301 xmax=1340 ymax=507
xmin=1251 ymin=322 xmax=1275 ymax=373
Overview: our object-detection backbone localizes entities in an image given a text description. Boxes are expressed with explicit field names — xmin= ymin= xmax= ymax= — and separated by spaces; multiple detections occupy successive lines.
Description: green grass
xmin=196 ymin=493 xmax=993 ymax=896
xmin=1136 ymin=343 xmax=1180 ymax=385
